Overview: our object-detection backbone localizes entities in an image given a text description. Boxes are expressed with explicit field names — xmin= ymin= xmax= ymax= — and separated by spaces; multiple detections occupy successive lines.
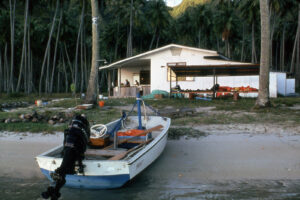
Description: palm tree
xmin=38 ymin=0 xmax=60 ymax=94
xmin=9 ymin=0 xmax=16 ymax=93
xmin=105 ymin=0 xmax=127 ymax=60
xmin=213 ymin=0 xmax=237 ymax=58
xmin=192 ymin=4 xmax=211 ymax=49
xmin=255 ymin=0 xmax=271 ymax=108
xmin=85 ymin=0 xmax=100 ymax=104
xmin=127 ymin=0 xmax=133 ymax=57
xmin=175 ymin=7 xmax=197 ymax=46
xmin=238 ymin=0 xmax=260 ymax=63
xmin=146 ymin=0 xmax=171 ymax=50
xmin=290 ymin=3 xmax=300 ymax=84
xmin=16 ymin=0 xmax=29 ymax=92
xmin=127 ymin=0 xmax=145 ymax=56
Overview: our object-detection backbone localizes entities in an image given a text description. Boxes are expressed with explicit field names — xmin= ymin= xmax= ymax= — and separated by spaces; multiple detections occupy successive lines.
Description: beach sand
xmin=1 ymin=124 xmax=300 ymax=180
xmin=0 ymin=132 xmax=62 ymax=178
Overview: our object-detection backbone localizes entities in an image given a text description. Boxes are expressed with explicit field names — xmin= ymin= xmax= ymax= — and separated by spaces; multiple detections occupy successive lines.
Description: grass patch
xmin=272 ymin=97 xmax=300 ymax=107
xmin=49 ymin=99 xmax=84 ymax=108
xmin=103 ymin=98 xmax=136 ymax=106
xmin=0 ymin=111 xmax=20 ymax=120
xmin=1 ymin=96 xmax=300 ymax=133
xmin=0 ymin=93 xmax=75 ymax=104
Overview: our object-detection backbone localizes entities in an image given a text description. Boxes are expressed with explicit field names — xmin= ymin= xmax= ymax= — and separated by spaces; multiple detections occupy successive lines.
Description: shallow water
xmin=1 ymin=134 xmax=300 ymax=199
xmin=2 ymin=174 xmax=300 ymax=199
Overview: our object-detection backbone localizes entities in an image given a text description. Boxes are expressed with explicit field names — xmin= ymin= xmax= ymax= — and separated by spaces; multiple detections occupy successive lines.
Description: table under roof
xmin=167 ymin=62 xmax=260 ymax=98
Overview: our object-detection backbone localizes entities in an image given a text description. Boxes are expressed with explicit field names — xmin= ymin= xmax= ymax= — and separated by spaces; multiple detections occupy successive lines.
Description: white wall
xmin=269 ymin=72 xmax=295 ymax=96
xmin=275 ymin=72 xmax=286 ymax=96
xmin=269 ymin=72 xmax=277 ymax=98
xmin=149 ymin=48 xmax=219 ymax=92
xmin=286 ymin=79 xmax=295 ymax=94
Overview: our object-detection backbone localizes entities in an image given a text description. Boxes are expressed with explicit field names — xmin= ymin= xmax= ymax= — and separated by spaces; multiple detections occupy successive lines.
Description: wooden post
xmin=107 ymin=70 xmax=111 ymax=97
xmin=113 ymin=129 xmax=118 ymax=150
xmin=213 ymin=68 xmax=216 ymax=99
xmin=169 ymin=66 xmax=171 ymax=98
xmin=118 ymin=67 xmax=121 ymax=97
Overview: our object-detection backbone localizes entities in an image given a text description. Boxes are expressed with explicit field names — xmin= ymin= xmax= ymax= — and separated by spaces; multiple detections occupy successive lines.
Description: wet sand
xmin=1 ymin=130 xmax=300 ymax=180
xmin=1 ymin=129 xmax=300 ymax=199
xmin=0 ymin=133 xmax=62 ymax=178
xmin=162 ymin=134 xmax=300 ymax=180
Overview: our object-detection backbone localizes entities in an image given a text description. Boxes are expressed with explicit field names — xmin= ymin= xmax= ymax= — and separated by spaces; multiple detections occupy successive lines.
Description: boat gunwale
xmin=127 ymin=117 xmax=170 ymax=164
xmin=36 ymin=116 xmax=170 ymax=165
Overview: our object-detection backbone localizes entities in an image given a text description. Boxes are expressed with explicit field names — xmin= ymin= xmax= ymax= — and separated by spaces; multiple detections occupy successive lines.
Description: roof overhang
xmin=169 ymin=64 xmax=260 ymax=76
xmin=99 ymin=44 xmax=218 ymax=70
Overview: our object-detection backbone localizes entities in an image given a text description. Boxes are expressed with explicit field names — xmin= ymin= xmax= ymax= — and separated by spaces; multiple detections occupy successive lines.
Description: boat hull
xmin=40 ymin=168 xmax=130 ymax=189
xmin=36 ymin=116 xmax=171 ymax=189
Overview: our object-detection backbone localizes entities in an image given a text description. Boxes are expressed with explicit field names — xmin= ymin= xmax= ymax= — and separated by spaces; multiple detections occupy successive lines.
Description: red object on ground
xmin=217 ymin=85 xmax=258 ymax=93
xmin=218 ymin=86 xmax=231 ymax=92
xmin=98 ymin=101 xmax=105 ymax=107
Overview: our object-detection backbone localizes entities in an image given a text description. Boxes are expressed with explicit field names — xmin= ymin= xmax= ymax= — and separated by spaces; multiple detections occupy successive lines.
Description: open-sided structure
xmin=100 ymin=44 xmax=294 ymax=98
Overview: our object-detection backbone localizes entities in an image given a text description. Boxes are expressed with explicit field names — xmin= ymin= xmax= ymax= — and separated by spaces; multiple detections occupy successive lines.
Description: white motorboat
xmin=36 ymin=97 xmax=171 ymax=189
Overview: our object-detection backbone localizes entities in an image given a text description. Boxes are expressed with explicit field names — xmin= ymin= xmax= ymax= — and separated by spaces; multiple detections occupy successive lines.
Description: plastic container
xmin=98 ymin=101 xmax=105 ymax=107
xmin=36 ymin=100 xmax=42 ymax=107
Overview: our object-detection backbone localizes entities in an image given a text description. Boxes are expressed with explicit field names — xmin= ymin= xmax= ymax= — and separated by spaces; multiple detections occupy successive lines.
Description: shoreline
xmin=1 ymin=123 xmax=300 ymax=180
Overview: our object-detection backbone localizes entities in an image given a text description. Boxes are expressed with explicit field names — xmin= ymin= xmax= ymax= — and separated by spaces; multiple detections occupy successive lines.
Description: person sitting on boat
xmin=41 ymin=114 xmax=90 ymax=200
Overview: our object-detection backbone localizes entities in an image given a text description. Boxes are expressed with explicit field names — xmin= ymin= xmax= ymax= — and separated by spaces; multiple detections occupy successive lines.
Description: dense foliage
xmin=0 ymin=0 xmax=299 ymax=94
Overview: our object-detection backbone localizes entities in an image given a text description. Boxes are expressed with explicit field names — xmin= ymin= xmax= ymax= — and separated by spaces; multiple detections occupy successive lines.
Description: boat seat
xmin=85 ymin=149 xmax=127 ymax=157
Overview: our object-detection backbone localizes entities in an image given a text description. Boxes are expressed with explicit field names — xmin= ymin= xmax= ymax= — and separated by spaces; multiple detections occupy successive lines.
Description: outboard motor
xmin=41 ymin=114 xmax=90 ymax=200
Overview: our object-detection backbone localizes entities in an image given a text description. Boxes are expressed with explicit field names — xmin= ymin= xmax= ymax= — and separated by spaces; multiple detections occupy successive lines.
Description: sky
xmin=164 ymin=0 xmax=183 ymax=7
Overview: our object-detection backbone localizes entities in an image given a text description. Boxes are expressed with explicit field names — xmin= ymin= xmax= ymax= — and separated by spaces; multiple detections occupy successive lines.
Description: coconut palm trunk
xmin=61 ymin=48 xmax=68 ymax=93
xmin=16 ymin=0 xmax=29 ymax=92
xmin=4 ymin=44 xmax=9 ymax=92
xmin=75 ymin=3 xmax=85 ymax=94
xmin=255 ymin=0 xmax=271 ymax=107
xmin=38 ymin=0 xmax=59 ymax=95
xmin=64 ymin=43 xmax=74 ymax=84
xmin=290 ymin=3 xmax=300 ymax=85
xmin=85 ymin=0 xmax=100 ymax=104
xmin=0 ymin=49 xmax=2 ymax=92
xmin=50 ymin=9 xmax=62 ymax=94
xmin=9 ymin=0 xmax=16 ymax=93
xmin=127 ymin=0 xmax=133 ymax=58
xmin=251 ymin=22 xmax=258 ymax=63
